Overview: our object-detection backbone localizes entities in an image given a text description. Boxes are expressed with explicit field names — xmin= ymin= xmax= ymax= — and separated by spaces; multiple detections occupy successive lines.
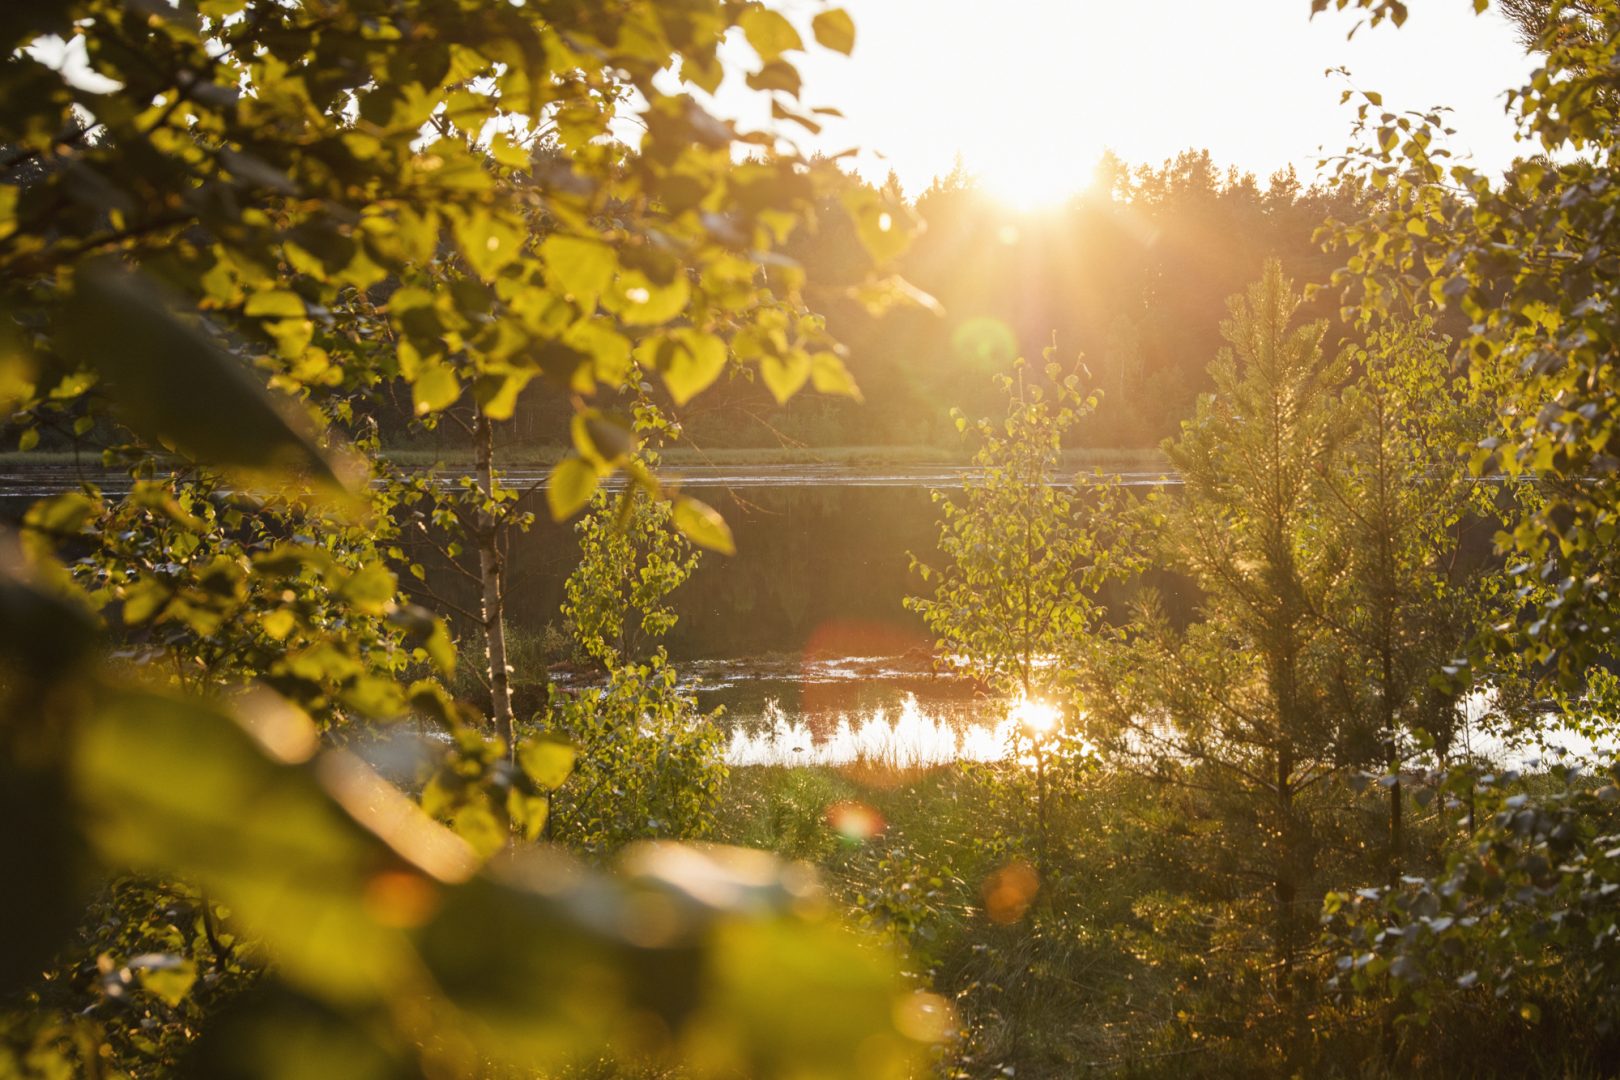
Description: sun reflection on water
xmin=1011 ymin=695 xmax=1060 ymax=735
xmin=725 ymin=693 xmax=1021 ymax=768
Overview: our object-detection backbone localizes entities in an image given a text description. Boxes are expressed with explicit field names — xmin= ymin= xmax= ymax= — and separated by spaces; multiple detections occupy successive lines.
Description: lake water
xmin=12 ymin=463 xmax=1561 ymax=769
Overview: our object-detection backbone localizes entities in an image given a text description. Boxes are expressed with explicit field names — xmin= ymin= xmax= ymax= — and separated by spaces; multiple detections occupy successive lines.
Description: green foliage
xmin=1319 ymin=0 xmax=1620 ymax=688
xmin=1323 ymin=318 xmax=1497 ymax=751
xmin=564 ymin=485 xmax=700 ymax=671
xmin=1297 ymin=3 xmax=1620 ymax=1063
xmin=0 ymin=0 xmax=893 ymax=475
xmin=0 ymin=875 xmax=251 ymax=1078
xmin=0 ymin=0 xmax=939 ymax=1073
xmin=1322 ymin=756 xmax=1620 ymax=1069
xmin=1098 ymin=262 xmax=1356 ymax=990
xmin=906 ymin=351 xmax=1130 ymax=702
xmin=546 ymin=414 xmax=724 ymax=857
xmin=541 ymin=651 xmax=728 ymax=856
xmin=27 ymin=476 xmax=442 ymax=724
xmin=0 ymin=571 xmax=927 ymax=1076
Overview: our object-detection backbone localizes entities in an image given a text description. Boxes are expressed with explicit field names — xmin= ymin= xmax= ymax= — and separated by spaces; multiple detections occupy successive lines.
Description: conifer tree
xmin=1117 ymin=260 xmax=1351 ymax=999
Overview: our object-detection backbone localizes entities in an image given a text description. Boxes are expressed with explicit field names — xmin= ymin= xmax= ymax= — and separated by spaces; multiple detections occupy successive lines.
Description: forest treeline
xmin=435 ymin=152 xmax=1370 ymax=452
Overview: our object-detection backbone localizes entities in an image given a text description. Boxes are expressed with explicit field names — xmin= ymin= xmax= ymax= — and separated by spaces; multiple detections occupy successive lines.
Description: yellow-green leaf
xmin=571 ymin=410 xmax=636 ymax=465
xmin=607 ymin=271 xmax=691 ymax=327
xmin=244 ymin=290 xmax=307 ymax=318
xmin=810 ymin=351 xmax=862 ymax=400
xmin=665 ymin=329 xmax=729 ymax=406
xmin=0 ymin=184 xmax=18 ymax=242
xmin=811 ymin=9 xmax=855 ymax=54
xmin=453 ymin=209 xmax=524 ymax=281
xmin=341 ymin=562 xmax=397 ymax=616
xmin=262 ymin=609 xmax=296 ymax=640
xmin=740 ymin=8 xmax=803 ymax=62
xmin=541 ymin=235 xmax=617 ymax=300
xmin=412 ymin=363 xmax=461 ymax=415
xmin=506 ymin=788 xmax=549 ymax=842
xmin=56 ymin=264 xmax=350 ymax=494
xmin=673 ymin=495 xmax=735 ymax=555
xmin=134 ymin=957 xmax=197 ymax=1007
xmin=473 ymin=371 xmax=531 ymax=422
xmin=842 ymin=189 xmax=912 ymax=265
xmin=519 ymin=736 xmax=577 ymax=791
xmin=760 ymin=350 xmax=811 ymax=404
xmin=547 ymin=457 xmax=601 ymax=520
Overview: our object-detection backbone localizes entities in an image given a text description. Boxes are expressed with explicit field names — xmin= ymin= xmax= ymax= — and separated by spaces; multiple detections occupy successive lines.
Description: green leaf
xmin=23 ymin=490 xmax=100 ymax=536
xmin=740 ymin=8 xmax=803 ymax=61
xmin=244 ymin=290 xmax=308 ymax=319
xmin=261 ymin=608 xmax=296 ymax=641
xmin=506 ymin=788 xmax=549 ymax=843
xmin=453 ymin=209 xmax=524 ymax=281
xmin=810 ymin=351 xmax=862 ymax=400
xmin=0 ymin=183 xmax=17 ymax=243
xmin=474 ymin=371 xmax=531 ymax=422
xmin=571 ymin=410 xmax=637 ymax=466
xmin=73 ymin=687 xmax=473 ymax=1002
xmin=672 ymin=496 xmax=735 ymax=555
xmin=412 ymin=362 xmax=461 ymax=415
xmin=664 ymin=329 xmax=729 ymax=406
xmin=811 ymin=8 xmax=856 ymax=54
xmin=841 ymin=189 xmax=912 ymax=265
xmin=606 ymin=271 xmax=691 ymax=327
xmin=422 ymin=620 xmax=456 ymax=676
xmin=340 ymin=562 xmax=398 ymax=616
xmin=519 ymin=736 xmax=577 ymax=791
xmin=760 ymin=350 xmax=811 ymax=403
xmin=564 ymin=318 xmax=633 ymax=387
xmin=133 ymin=955 xmax=198 ymax=1007
xmin=541 ymin=235 xmax=617 ymax=300
xmin=547 ymin=457 xmax=601 ymax=520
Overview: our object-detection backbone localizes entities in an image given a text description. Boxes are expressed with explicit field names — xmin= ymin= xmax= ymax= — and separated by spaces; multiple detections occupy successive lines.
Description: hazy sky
xmin=709 ymin=0 xmax=1539 ymax=206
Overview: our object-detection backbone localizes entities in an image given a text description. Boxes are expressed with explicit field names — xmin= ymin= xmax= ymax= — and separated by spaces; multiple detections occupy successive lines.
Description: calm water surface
xmin=25 ymin=464 xmax=1554 ymax=768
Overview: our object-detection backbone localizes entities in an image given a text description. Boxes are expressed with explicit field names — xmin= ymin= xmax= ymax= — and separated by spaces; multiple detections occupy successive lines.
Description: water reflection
xmin=724 ymin=693 xmax=1019 ymax=768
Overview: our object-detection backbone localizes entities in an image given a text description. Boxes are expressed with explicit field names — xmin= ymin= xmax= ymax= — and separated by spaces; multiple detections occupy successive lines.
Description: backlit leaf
xmin=547 ymin=457 xmax=601 ymax=520
xmin=740 ymin=8 xmax=803 ymax=61
xmin=811 ymin=8 xmax=856 ymax=54
xmin=519 ymin=736 xmax=577 ymax=791
xmin=672 ymin=496 xmax=735 ymax=555
xmin=541 ymin=235 xmax=617 ymax=300
xmin=412 ymin=363 xmax=461 ymax=415
xmin=665 ymin=329 xmax=729 ymax=405
xmin=760 ymin=350 xmax=811 ymax=403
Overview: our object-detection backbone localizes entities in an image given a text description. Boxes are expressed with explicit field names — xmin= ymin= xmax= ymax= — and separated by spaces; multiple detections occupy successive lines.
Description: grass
xmin=0 ymin=450 xmax=111 ymax=466
xmin=706 ymin=758 xmax=1613 ymax=1079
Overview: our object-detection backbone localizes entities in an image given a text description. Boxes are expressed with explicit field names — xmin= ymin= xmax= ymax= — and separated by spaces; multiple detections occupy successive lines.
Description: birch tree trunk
xmin=474 ymin=406 xmax=515 ymax=756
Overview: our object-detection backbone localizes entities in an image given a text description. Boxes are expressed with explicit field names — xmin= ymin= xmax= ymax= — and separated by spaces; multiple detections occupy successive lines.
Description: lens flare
xmin=982 ymin=860 xmax=1040 ymax=924
xmin=826 ymin=800 xmax=886 ymax=843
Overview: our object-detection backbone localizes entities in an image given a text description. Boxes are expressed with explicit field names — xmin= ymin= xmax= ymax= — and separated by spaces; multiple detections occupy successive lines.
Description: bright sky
xmin=711 ymin=0 xmax=1540 ymax=208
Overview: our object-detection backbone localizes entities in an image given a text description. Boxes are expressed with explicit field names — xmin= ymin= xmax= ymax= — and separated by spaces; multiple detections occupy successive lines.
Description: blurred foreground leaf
xmin=55 ymin=264 xmax=357 ymax=497
xmin=62 ymin=683 xmax=925 ymax=1076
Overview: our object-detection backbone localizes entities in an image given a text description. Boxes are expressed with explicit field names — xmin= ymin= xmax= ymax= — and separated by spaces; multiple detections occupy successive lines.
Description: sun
xmin=975 ymin=161 xmax=1086 ymax=214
